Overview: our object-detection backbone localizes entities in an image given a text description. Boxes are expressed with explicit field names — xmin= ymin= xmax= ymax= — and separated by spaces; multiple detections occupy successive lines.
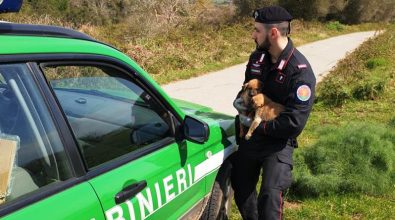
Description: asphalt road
xmin=163 ymin=31 xmax=378 ymax=115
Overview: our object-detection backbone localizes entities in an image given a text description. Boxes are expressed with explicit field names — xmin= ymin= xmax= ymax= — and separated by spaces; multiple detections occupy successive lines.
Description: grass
xmin=291 ymin=123 xmax=395 ymax=198
xmin=85 ymin=19 xmax=380 ymax=85
xmin=284 ymin=192 xmax=395 ymax=219
xmin=230 ymin=25 xmax=395 ymax=220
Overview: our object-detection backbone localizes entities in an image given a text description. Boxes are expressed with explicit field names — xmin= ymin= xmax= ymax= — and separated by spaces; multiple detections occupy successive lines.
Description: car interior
xmin=0 ymin=65 xmax=71 ymax=204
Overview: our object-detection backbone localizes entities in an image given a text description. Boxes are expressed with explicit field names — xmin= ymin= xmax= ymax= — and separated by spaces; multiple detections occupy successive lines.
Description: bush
xmin=290 ymin=122 xmax=395 ymax=198
xmin=351 ymin=78 xmax=386 ymax=100
xmin=326 ymin=21 xmax=345 ymax=31
xmin=316 ymin=78 xmax=351 ymax=107
xmin=343 ymin=0 xmax=395 ymax=24
xmin=366 ymin=58 xmax=388 ymax=70
xmin=233 ymin=0 xmax=395 ymax=23
xmin=279 ymin=0 xmax=330 ymax=21
xmin=388 ymin=117 xmax=395 ymax=129
xmin=233 ymin=0 xmax=278 ymax=17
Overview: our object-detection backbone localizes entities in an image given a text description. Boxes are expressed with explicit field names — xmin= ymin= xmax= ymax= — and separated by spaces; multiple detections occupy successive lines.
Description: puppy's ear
xmin=242 ymin=82 xmax=248 ymax=91
xmin=257 ymin=80 xmax=263 ymax=89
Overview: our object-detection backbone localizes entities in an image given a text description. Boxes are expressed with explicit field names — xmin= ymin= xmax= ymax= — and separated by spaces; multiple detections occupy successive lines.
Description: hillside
xmin=0 ymin=1 xmax=386 ymax=84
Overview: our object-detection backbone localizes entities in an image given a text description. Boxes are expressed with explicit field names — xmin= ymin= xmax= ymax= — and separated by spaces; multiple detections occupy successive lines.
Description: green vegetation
xmin=325 ymin=21 xmax=345 ymax=31
xmin=292 ymin=122 xmax=395 ymax=198
xmin=317 ymin=28 xmax=393 ymax=107
xmin=283 ymin=25 xmax=395 ymax=219
xmin=12 ymin=0 xmax=395 ymax=25
xmin=234 ymin=0 xmax=395 ymax=24
xmin=284 ymin=192 xmax=395 ymax=219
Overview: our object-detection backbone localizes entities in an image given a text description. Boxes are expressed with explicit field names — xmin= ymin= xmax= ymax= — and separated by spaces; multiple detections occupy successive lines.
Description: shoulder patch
xmin=296 ymin=84 xmax=311 ymax=102
xmin=297 ymin=64 xmax=307 ymax=69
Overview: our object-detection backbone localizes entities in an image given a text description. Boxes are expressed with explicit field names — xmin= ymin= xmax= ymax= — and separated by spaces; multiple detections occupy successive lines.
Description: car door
xmin=0 ymin=63 xmax=104 ymax=220
xmin=40 ymin=61 xmax=208 ymax=220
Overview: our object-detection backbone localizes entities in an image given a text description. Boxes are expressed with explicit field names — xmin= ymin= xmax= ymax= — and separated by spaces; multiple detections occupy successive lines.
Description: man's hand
xmin=252 ymin=94 xmax=264 ymax=108
xmin=233 ymin=97 xmax=247 ymax=113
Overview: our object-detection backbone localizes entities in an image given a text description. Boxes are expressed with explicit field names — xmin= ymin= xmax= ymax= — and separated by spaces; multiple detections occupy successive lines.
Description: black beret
xmin=252 ymin=6 xmax=293 ymax=24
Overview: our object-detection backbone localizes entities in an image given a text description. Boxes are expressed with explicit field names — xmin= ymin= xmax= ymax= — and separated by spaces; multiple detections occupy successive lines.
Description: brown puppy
xmin=240 ymin=79 xmax=285 ymax=140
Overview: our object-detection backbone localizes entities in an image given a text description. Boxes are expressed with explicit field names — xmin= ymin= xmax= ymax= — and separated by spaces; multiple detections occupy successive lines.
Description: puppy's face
xmin=241 ymin=79 xmax=262 ymax=107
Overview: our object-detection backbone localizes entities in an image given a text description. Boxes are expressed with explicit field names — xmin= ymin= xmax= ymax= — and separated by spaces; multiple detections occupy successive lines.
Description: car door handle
xmin=114 ymin=180 xmax=147 ymax=204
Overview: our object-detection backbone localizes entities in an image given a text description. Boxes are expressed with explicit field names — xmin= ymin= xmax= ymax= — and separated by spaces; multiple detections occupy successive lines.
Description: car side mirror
xmin=182 ymin=115 xmax=209 ymax=144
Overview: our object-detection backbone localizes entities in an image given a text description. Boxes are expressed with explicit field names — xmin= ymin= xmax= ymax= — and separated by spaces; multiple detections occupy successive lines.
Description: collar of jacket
xmin=269 ymin=38 xmax=295 ymax=71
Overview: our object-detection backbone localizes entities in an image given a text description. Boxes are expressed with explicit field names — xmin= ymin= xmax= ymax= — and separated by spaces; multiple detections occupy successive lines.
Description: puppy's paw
xmin=245 ymin=133 xmax=252 ymax=140
xmin=252 ymin=94 xmax=264 ymax=108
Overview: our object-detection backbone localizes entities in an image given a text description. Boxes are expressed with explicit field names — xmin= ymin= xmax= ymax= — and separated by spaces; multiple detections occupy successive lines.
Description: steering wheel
xmin=0 ymin=84 xmax=20 ymax=133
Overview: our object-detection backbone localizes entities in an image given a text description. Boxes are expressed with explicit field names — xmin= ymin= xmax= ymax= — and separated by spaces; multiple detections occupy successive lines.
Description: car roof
xmin=0 ymin=22 xmax=123 ymax=50
xmin=0 ymin=22 xmax=132 ymax=61
xmin=0 ymin=22 xmax=95 ymax=41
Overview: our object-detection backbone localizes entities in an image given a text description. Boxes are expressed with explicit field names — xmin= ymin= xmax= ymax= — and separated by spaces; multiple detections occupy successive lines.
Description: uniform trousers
xmin=230 ymin=145 xmax=293 ymax=220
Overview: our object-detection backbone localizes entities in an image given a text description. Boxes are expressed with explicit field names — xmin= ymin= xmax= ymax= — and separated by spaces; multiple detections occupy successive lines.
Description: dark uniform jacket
xmin=238 ymin=39 xmax=316 ymax=154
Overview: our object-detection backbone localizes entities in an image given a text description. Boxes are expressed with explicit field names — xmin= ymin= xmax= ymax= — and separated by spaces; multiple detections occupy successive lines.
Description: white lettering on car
xmin=104 ymin=164 xmax=194 ymax=220
xmin=187 ymin=164 xmax=193 ymax=186
xmin=176 ymin=168 xmax=187 ymax=194
xmin=125 ymin=200 xmax=136 ymax=220
xmin=163 ymin=175 xmax=175 ymax=202
xmin=154 ymin=183 xmax=162 ymax=208
xmin=106 ymin=205 xmax=125 ymax=220
xmin=103 ymin=146 xmax=237 ymax=220
xmin=136 ymin=189 xmax=154 ymax=219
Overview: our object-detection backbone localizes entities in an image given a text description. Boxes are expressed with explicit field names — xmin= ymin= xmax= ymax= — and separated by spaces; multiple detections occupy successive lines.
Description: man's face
xmin=252 ymin=22 xmax=270 ymax=51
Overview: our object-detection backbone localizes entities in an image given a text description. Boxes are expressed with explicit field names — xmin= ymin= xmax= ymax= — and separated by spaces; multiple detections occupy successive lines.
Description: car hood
xmin=173 ymin=99 xmax=235 ymax=138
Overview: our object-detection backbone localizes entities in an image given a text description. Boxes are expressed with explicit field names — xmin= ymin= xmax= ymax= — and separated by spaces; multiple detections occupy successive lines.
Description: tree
xmin=342 ymin=0 xmax=395 ymax=24
xmin=233 ymin=0 xmax=278 ymax=17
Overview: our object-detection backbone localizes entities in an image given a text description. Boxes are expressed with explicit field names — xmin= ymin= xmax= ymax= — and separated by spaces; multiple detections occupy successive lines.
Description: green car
xmin=0 ymin=22 xmax=237 ymax=219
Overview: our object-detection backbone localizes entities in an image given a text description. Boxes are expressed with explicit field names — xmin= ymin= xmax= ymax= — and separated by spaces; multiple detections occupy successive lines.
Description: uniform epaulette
xmin=277 ymin=48 xmax=295 ymax=71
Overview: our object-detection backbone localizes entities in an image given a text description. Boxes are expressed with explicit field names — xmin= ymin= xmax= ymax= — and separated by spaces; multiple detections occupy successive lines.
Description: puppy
xmin=239 ymin=79 xmax=285 ymax=140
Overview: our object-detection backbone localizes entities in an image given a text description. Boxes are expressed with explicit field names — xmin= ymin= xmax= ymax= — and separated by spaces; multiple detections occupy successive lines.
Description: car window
xmin=0 ymin=64 xmax=73 ymax=206
xmin=42 ymin=64 xmax=172 ymax=169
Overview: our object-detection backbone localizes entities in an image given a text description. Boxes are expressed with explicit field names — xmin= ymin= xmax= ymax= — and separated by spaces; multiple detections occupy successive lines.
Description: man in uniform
xmin=231 ymin=6 xmax=316 ymax=220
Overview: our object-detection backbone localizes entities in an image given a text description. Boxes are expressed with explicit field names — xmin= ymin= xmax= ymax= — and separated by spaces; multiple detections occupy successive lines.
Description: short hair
xmin=264 ymin=22 xmax=290 ymax=36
